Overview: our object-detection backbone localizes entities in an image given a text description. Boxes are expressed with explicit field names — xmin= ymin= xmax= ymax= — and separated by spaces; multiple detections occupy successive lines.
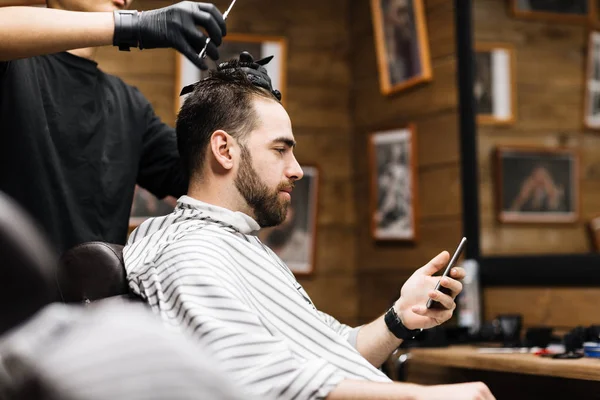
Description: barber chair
xmin=56 ymin=241 xmax=138 ymax=304
xmin=0 ymin=192 xmax=58 ymax=336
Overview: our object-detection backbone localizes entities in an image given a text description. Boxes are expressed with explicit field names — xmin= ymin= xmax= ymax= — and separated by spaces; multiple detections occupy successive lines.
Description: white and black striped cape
xmin=124 ymin=196 xmax=392 ymax=400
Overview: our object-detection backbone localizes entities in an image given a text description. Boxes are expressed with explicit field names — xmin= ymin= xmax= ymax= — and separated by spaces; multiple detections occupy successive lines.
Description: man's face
xmin=48 ymin=0 xmax=132 ymax=12
xmin=234 ymin=98 xmax=303 ymax=228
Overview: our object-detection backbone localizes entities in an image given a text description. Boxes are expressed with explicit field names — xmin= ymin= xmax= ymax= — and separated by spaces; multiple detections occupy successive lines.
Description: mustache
xmin=277 ymin=181 xmax=295 ymax=192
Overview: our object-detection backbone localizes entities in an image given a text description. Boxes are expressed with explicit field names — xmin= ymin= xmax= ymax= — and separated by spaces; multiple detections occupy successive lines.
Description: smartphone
xmin=426 ymin=237 xmax=467 ymax=309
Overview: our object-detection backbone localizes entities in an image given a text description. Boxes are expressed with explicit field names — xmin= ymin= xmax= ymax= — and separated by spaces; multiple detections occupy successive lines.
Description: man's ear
xmin=209 ymin=130 xmax=236 ymax=171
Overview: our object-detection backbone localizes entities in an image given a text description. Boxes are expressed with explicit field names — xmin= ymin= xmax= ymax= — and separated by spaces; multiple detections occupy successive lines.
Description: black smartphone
xmin=426 ymin=237 xmax=467 ymax=309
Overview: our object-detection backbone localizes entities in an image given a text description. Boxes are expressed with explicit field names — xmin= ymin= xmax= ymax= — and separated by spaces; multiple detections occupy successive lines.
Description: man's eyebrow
xmin=272 ymin=137 xmax=296 ymax=148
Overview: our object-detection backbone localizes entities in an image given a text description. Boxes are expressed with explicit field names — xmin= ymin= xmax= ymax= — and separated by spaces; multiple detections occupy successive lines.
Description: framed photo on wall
xmin=0 ymin=1 xmax=44 ymax=5
xmin=370 ymin=0 xmax=432 ymax=96
xmin=588 ymin=214 xmax=600 ymax=252
xmin=474 ymin=43 xmax=516 ymax=125
xmin=368 ymin=125 xmax=418 ymax=241
xmin=494 ymin=146 xmax=579 ymax=224
xmin=510 ymin=0 xmax=593 ymax=24
xmin=174 ymin=34 xmax=287 ymax=115
xmin=258 ymin=166 xmax=319 ymax=276
xmin=129 ymin=185 xmax=177 ymax=232
xmin=584 ymin=31 xmax=600 ymax=129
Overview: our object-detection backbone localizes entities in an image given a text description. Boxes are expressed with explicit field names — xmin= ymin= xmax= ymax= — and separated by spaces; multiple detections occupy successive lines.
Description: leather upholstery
xmin=57 ymin=242 xmax=133 ymax=303
xmin=0 ymin=191 xmax=57 ymax=336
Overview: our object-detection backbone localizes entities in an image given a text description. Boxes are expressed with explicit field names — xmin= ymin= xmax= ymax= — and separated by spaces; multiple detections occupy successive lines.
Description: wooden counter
xmin=408 ymin=345 xmax=600 ymax=381
xmin=402 ymin=346 xmax=600 ymax=400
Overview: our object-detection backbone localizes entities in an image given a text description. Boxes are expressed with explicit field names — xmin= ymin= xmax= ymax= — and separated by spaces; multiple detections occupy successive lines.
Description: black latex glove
xmin=113 ymin=2 xmax=226 ymax=70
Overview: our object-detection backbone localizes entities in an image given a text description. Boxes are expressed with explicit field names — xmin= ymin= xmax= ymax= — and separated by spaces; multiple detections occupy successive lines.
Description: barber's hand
xmin=417 ymin=382 xmax=495 ymax=400
xmin=395 ymin=251 xmax=466 ymax=330
xmin=114 ymin=2 xmax=226 ymax=70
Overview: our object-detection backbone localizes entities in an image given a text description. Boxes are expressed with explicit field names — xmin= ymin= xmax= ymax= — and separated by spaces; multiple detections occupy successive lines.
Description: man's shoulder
xmin=99 ymin=71 xmax=149 ymax=107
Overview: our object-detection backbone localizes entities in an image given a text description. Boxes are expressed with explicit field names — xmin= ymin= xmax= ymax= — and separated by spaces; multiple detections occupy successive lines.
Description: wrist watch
xmin=384 ymin=306 xmax=421 ymax=340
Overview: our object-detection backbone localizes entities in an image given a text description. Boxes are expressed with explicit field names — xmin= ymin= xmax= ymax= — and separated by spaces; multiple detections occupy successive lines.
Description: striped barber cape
xmin=123 ymin=196 xmax=392 ymax=400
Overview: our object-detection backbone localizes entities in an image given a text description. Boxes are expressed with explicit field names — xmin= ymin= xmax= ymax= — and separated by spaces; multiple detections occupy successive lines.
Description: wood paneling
xmin=94 ymin=0 xmax=356 ymax=323
xmin=350 ymin=0 xmax=461 ymax=323
xmin=359 ymin=217 xmax=463 ymax=272
xmin=301 ymin=275 xmax=359 ymax=326
xmin=484 ymin=287 xmax=600 ymax=331
xmin=357 ymin=271 xmax=413 ymax=324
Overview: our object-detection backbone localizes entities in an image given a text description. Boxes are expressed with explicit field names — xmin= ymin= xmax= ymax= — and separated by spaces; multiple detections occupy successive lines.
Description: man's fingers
xmin=450 ymin=266 xmax=466 ymax=280
xmin=411 ymin=304 xmax=453 ymax=321
xmin=192 ymin=6 xmax=224 ymax=45
xmin=419 ymin=251 xmax=450 ymax=276
xmin=178 ymin=42 xmax=208 ymax=70
xmin=182 ymin=25 xmax=219 ymax=60
xmin=427 ymin=289 xmax=455 ymax=310
xmin=439 ymin=276 xmax=463 ymax=298
xmin=197 ymin=2 xmax=227 ymax=36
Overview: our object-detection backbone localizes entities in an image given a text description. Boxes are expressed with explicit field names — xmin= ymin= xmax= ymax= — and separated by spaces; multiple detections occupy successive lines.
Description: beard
xmin=234 ymin=145 xmax=292 ymax=228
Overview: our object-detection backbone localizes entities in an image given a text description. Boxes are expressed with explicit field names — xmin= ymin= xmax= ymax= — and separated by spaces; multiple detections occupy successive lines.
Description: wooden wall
xmin=475 ymin=0 xmax=600 ymax=256
xmin=349 ymin=0 xmax=462 ymax=324
xmin=95 ymin=0 xmax=359 ymax=325
xmin=474 ymin=0 xmax=600 ymax=331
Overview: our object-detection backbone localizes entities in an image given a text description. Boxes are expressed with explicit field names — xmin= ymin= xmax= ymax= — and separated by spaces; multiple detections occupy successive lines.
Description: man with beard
xmin=123 ymin=54 xmax=494 ymax=400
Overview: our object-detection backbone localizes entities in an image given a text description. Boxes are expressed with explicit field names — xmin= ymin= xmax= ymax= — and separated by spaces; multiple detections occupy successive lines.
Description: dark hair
xmin=176 ymin=63 xmax=279 ymax=179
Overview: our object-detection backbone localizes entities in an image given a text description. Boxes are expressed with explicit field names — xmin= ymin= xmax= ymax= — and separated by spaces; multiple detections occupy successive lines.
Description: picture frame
xmin=129 ymin=185 xmax=178 ymax=233
xmin=258 ymin=165 xmax=319 ymax=276
xmin=510 ymin=0 xmax=593 ymax=24
xmin=588 ymin=213 xmax=600 ymax=252
xmin=474 ymin=43 xmax=516 ymax=125
xmin=0 ymin=0 xmax=45 ymax=6
xmin=584 ymin=30 xmax=600 ymax=129
xmin=174 ymin=33 xmax=287 ymax=115
xmin=494 ymin=146 xmax=580 ymax=224
xmin=368 ymin=125 xmax=418 ymax=241
xmin=370 ymin=0 xmax=432 ymax=96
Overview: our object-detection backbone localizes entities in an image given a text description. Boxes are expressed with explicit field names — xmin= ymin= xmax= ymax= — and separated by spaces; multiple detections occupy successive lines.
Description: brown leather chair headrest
xmin=57 ymin=242 xmax=130 ymax=303
xmin=0 ymin=191 xmax=57 ymax=336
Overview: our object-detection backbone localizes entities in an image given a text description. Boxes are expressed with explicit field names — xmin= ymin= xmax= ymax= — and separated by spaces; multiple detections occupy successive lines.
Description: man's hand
xmin=417 ymin=382 xmax=495 ymax=400
xmin=395 ymin=251 xmax=466 ymax=330
xmin=114 ymin=2 xmax=226 ymax=70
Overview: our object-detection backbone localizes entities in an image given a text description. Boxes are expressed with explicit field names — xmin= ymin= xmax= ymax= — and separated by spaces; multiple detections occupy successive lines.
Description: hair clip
xmin=179 ymin=51 xmax=282 ymax=101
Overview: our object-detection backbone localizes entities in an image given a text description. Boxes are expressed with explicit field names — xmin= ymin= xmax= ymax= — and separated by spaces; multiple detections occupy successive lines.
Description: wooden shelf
xmin=408 ymin=345 xmax=600 ymax=382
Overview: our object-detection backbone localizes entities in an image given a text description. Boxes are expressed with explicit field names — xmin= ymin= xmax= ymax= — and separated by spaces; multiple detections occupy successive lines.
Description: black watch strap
xmin=384 ymin=306 xmax=421 ymax=340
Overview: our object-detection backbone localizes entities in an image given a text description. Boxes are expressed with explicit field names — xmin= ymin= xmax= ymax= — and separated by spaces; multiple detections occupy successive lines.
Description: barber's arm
xmin=355 ymin=252 xmax=465 ymax=368
xmin=137 ymin=100 xmax=188 ymax=199
xmin=0 ymin=1 xmax=225 ymax=69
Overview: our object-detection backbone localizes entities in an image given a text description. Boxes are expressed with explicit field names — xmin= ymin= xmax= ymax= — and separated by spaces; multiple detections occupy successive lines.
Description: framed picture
xmin=258 ymin=165 xmax=319 ymax=276
xmin=129 ymin=185 xmax=177 ymax=232
xmin=174 ymin=33 xmax=287 ymax=115
xmin=368 ymin=125 xmax=418 ymax=241
xmin=510 ymin=0 xmax=593 ymax=23
xmin=588 ymin=214 xmax=600 ymax=251
xmin=0 ymin=0 xmax=44 ymax=5
xmin=494 ymin=146 xmax=579 ymax=224
xmin=370 ymin=0 xmax=432 ymax=96
xmin=474 ymin=43 xmax=516 ymax=125
xmin=584 ymin=31 xmax=600 ymax=129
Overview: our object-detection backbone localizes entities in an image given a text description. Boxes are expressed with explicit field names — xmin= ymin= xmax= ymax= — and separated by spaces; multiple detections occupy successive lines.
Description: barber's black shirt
xmin=0 ymin=52 xmax=187 ymax=255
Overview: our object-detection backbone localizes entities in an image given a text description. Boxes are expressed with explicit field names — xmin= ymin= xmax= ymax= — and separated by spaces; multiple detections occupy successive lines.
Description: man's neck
xmin=68 ymin=47 xmax=98 ymax=61
xmin=188 ymin=180 xmax=255 ymax=220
